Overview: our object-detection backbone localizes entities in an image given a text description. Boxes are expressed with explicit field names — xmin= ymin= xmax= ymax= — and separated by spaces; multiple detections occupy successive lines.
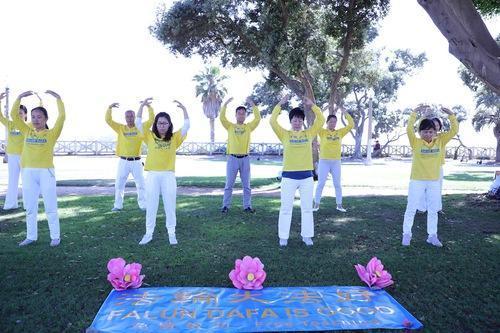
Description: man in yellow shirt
xmin=105 ymin=102 xmax=153 ymax=212
xmin=220 ymin=97 xmax=261 ymax=213
xmin=0 ymin=92 xmax=27 ymax=210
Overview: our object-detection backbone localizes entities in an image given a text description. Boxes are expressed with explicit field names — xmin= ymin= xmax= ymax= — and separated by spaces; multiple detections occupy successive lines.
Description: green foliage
xmin=473 ymin=0 xmax=500 ymax=17
xmin=151 ymin=0 xmax=390 ymax=103
xmin=193 ymin=66 xmax=228 ymax=119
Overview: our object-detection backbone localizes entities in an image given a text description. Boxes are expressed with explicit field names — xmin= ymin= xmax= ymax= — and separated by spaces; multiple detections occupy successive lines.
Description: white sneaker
xmin=50 ymin=239 xmax=60 ymax=247
xmin=111 ymin=207 xmax=121 ymax=212
xmin=302 ymin=237 xmax=313 ymax=246
xmin=312 ymin=201 xmax=320 ymax=212
xmin=426 ymin=234 xmax=443 ymax=247
xmin=336 ymin=205 xmax=347 ymax=212
xmin=139 ymin=234 xmax=153 ymax=245
xmin=279 ymin=238 xmax=288 ymax=247
xmin=168 ymin=234 xmax=178 ymax=245
xmin=19 ymin=239 xmax=36 ymax=247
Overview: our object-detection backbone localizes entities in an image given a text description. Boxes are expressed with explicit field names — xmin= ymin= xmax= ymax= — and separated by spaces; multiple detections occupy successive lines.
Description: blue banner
xmin=87 ymin=286 xmax=422 ymax=332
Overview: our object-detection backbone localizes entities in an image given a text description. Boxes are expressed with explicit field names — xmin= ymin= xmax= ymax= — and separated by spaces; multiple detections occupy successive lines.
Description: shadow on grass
xmin=0 ymin=194 xmax=499 ymax=332
xmin=444 ymin=171 xmax=493 ymax=182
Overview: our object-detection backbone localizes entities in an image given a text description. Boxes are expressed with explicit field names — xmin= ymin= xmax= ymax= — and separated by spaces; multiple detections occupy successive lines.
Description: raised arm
xmin=439 ymin=107 xmax=459 ymax=144
xmin=219 ymin=97 xmax=233 ymax=129
xmin=136 ymin=98 xmax=154 ymax=132
xmin=0 ymin=92 xmax=7 ymax=126
xmin=246 ymin=97 xmax=261 ymax=131
xmin=338 ymin=110 xmax=354 ymax=137
xmin=307 ymin=104 xmax=326 ymax=137
xmin=174 ymin=100 xmax=190 ymax=137
xmin=45 ymin=90 xmax=65 ymax=140
xmin=11 ymin=91 xmax=33 ymax=134
xmin=406 ymin=108 xmax=420 ymax=149
xmin=105 ymin=102 xmax=121 ymax=132
xmin=270 ymin=94 xmax=289 ymax=141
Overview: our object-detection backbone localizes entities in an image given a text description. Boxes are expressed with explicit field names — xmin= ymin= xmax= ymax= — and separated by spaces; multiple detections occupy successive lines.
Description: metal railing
xmin=0 ymin=140 xmax=496 ymax=160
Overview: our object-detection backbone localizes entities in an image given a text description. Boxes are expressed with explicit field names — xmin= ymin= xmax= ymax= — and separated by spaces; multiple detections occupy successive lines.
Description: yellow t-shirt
xmin=143 ymin=130 xmax=186 ymax=171
xmin=407 ymin=112 xmax=458 ymax=180
xmin=220 ymin=105 xmax=261 ymax=154
xmin=11 ymin=98 xmax=65 ymax=168
xmin=105 ymin=106 xmax=154 ymax=157
xmin=318 ymin=113 xmax=354 ymax=160
xmin=0 ymin=102 xmax=26 ymax=155
xmin=270 ymin=105 xmax=325 ymax=171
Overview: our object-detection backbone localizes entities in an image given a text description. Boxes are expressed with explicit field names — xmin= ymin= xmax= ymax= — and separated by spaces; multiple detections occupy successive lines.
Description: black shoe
xmin=221 ymin=207 xmax=229 ymax=213
xmin=244 ymin=207 xmax=255 ymax=213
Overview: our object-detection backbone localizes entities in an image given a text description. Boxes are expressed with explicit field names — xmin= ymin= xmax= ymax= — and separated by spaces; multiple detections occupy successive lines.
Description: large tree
xmin=417 ymin=0 xmax=500 ymax=95
xmin=193 ymin=66 xmax=228 ymax=143
xmin=151 ymin=0 xmax=390 ymax=125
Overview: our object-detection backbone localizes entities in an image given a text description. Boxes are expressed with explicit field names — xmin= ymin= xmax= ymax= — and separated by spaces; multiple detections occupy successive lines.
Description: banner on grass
xmin=87 ymin=286 xmax=422 ymax=332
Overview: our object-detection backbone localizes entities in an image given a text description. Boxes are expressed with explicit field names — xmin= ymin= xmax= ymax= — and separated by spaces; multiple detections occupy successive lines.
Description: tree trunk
xmin=210 ymin=117 xmax=215 ymax=144
xmin=352 ymin=130 xmax=364 ymax=159
xmin=494 ymin=123 xmax=500 ymax=163
xmin=417 ymin=0 xmax=500 ymax=94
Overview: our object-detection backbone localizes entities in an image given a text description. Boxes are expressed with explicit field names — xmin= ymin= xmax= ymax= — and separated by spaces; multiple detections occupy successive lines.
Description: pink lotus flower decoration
xmin=107 ymin=258 xmax=145 ymax=291
xmin=354 ymin=257 xmax=394 ymax=289
xmin=229 ymin=256 xmax=266 ymax=290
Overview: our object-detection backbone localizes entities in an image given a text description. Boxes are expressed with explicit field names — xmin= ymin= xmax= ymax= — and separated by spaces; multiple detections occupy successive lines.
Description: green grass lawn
xmin=56 ymin=177 xmax=279 ymax=189
xmin=0 ymin=194 xmax=499 ymax=332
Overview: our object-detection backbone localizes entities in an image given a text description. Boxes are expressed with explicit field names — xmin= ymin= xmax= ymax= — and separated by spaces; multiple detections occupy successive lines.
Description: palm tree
xmin=193 ymin=66 xmax=228 ymax=143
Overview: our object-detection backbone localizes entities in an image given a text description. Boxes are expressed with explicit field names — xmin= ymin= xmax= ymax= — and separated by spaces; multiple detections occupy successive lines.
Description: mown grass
xmin=0 ymin=194 xmax=499 ymax=332
xmin=56 ymin=177 xmax=279 ymax=189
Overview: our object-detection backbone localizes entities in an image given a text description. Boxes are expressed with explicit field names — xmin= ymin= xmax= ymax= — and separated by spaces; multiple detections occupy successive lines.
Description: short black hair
xmin=418 ymin=118 xmax=436 ymax=131
xmin=431 ymin=117 xmax=442 ymax=131
xmin=327 ymin=114 xmax=337 ymax=122
xmin=289 ymin=107 xmax=305 ymax=122
xmin=19 ymin=104 xmax=27 ymax=113
xmin=235 ymin=106 xmax=247 ymax=113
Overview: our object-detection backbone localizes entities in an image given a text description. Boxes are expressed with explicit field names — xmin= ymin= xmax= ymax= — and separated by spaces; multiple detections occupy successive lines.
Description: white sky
xmin=0 ymin=0 xmax=498 ymax=147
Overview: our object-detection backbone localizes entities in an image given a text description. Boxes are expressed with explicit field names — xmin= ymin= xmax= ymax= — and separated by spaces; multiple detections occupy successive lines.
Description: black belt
xmin=120 ymin=156 xmax=141 ymax=161
xmin=231 ymin=154 xmax=248 ymax=159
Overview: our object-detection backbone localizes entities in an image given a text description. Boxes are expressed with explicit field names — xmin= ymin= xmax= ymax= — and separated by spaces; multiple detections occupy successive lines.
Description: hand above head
xmin=45 ymin=90 xmax=61 ymax=99
xmin=303 ymin=96 xmax=314 ymax=108
xmin=173 ymin=100 xmax=186 ymax=111
xmin=441 ymin=107 xmax=453 ymax=115
xmin=109 ymin=102 xmax=120 ymax=109
xmin=278 ymin=93 xmax=290 ymax=106
xmin=18 ymin=91 xmax=34 ymax=99
xmin=223 ymin=97 xmax=233 ymax=107
xmin=140 ymin=97 xmax=153 ymax=107
xmin=246 ymin=97 xmax=255 ymax=107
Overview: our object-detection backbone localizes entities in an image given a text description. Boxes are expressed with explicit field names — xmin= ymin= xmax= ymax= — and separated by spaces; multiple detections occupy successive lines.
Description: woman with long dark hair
xmin=135 ymin=98 xmax=189 ymax=245
xmin=11 ymin=90 xmax=65 ymax=247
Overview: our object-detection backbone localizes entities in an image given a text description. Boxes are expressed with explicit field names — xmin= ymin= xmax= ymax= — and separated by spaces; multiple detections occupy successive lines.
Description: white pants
xmin=114 ymin=158 xmax=146 ymax=209
xmin=22 ymin=168 xmax=60 ymax=240
xmin=144 ymin=171 xmax=177 ymax=236
xmin=278 ymin=177 xmax=314 ymax=240
xmin=417 ymin=167 xmax=443 ymax=212
xmin=314 ymin=159 xmax=342 ymax=205
xmin=3 ymin=153 xmax=22 ymax=209
xmin=403 ymin=179 xmax=440 ymax=236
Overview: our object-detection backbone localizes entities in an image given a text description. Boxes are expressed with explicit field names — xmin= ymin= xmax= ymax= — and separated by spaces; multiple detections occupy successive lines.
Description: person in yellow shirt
xmin=135 ymin=99 xmax=189 ymax=245
xmin=0 ymin=92 xmax=28 ymax=210
xmin=313 ymin=108 xmax=354 ymax=212
xmin=220 ymin=97 xmax=261 ymax=213
xmin=11 ymin=90 xmax=65 ymax=247
xmin=402 ymin=105 xmax=458 ymax=247
xmin=270 ymin=94 xmax=325 ymax=247
xmin=105 ymin=101 xmax=154 ymax=212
